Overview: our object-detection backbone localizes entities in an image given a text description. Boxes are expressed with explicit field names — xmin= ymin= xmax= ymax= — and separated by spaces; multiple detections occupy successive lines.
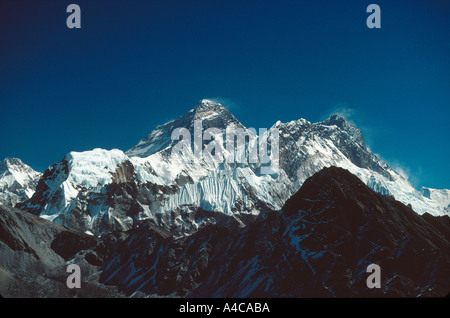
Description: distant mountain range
xmin=0 ymin=99 xmax=447 ymax=236
xmin=0 ymin=99 xmax=449 ymax=297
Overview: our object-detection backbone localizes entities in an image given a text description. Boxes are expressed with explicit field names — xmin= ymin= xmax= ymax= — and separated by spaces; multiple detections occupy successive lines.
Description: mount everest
xmin=0 ymin=99 xmax=447 ymax=237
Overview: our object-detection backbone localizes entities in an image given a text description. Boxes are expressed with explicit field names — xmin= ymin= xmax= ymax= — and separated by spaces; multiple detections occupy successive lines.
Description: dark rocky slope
xmin=99 ymin=167 xmax=450 ymax=297
xmin=0 ymin=204 xmax=123 ymax=297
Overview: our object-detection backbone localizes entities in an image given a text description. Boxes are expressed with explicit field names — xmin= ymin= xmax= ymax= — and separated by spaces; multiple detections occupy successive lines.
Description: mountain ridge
xmin=1 ymin=99 xmax=448 ymax=238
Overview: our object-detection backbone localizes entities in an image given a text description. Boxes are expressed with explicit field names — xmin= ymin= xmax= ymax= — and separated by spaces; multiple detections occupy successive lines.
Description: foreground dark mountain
xmin=1 ymin=167 xmax=449 ymax=297
xmin=96 ymin=167 xmax=450 ymax=297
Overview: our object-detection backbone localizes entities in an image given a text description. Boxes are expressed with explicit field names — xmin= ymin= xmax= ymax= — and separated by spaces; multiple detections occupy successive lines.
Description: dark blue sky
xmin=1 ymin=0 xmax=449 ymax=189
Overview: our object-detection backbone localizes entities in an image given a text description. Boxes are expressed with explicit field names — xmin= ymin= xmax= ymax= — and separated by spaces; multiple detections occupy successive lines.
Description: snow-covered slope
xmin=17 ymin=99 xmax=450 ymax=236
xmin=16 ymin=149 xmax=138 ymax=234
xmin=0 ymin=158 xmax=41 ymax=206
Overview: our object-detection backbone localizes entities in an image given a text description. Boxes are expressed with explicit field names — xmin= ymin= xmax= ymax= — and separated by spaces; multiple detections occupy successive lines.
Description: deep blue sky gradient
xmin=1 ymin=0 xmax=449 ymax=189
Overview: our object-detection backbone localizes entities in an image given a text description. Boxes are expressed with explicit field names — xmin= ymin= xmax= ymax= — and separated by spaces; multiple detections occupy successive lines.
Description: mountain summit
xmin=126 ymin=99 xmax=244 ymax=158
xmin=322 ymin=114 xmax=365 ymax=147
xmin=193 ymin=98 xmax=225 ymax=112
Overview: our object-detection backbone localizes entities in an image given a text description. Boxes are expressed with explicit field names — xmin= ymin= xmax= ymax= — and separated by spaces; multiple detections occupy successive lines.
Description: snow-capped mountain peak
xmin=193 ymin=100 xmax=229 ymax=121
xmin=13 ymin=99 xmax=450 ymax=237
xmin=0 ymin=158 xmax=41 ymax=206
xmin=126 ymin=99 xmax=245 ymax=159
xmin=194 ymin=98 xmax=223 ymax=111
